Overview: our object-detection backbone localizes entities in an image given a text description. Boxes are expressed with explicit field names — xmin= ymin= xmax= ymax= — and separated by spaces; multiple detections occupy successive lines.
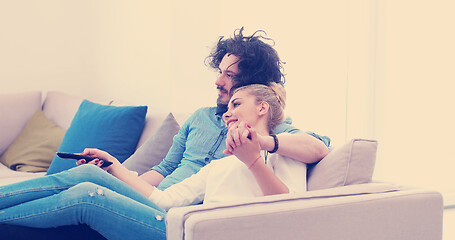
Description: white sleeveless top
xmin=149 ymin=152 xmax=307 ymax=211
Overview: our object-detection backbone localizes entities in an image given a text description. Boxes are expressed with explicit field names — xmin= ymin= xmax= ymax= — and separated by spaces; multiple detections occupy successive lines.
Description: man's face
xmin=215 ymin=54 xmax=240 ymax=105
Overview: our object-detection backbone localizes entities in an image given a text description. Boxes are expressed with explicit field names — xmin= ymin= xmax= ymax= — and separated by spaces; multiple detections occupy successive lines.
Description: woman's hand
xmin=224 ymin=121 xmax=266 ymax=155
xmin=224 ymin=121 xmax=249 ymax=155
xmin=76 ymin=148 xmax=120 ymax=171
xmin=224 ymin=121 xmax=262 ymax=167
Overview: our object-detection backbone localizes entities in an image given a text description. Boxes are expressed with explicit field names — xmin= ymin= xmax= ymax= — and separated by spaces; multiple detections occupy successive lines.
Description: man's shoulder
xmin=185 ymin=107 xmax=218 ymax=122
xmin=189 ymin=106 xmax=217 ymax=117
xmin=194 ymin=106 xmax=217 ymax=113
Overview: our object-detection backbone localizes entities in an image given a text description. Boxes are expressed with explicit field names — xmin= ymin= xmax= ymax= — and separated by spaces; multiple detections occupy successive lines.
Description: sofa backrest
xmin=109 ymin=99 xmax=190 ymax=150
xmin=0 ymin=91 xmax=42 ymax=155
xmin=42 ymin=91 xmax=111 ymax=131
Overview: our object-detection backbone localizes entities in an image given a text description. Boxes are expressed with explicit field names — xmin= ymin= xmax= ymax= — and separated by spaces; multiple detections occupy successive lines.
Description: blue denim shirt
xmin=152 ymin=107 xmax=330 ymax=190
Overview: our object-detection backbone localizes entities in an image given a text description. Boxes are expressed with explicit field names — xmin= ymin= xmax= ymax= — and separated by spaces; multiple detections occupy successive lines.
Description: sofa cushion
xmin=42 ymin=91 xmax=111 ymax=130
xmin=47 ymin=100 xmax=147 ymax=175
xmin=0 ymin=110 xmax=65 ymax=172
xmin=135 ymin=112 xmax=169 ymax=149
xmin=307 ymin=139 xmax=377 ymax=191
xmin=108 ymin=99 xmax=170 ymax=150
xmin=0 ymin=91 xmax=42 ymax=155
xmin=123 ymin=113 xmax=180 ymax=175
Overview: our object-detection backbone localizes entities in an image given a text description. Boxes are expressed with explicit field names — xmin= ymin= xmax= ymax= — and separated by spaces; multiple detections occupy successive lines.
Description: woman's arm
xmin=227 ymin=126 xmax=290 ymax=195
xmin=247 ymin=156 xmax=289 ymax=195
xmin=138 ymin=170 xmax=165 ymax=186
xmin=80 ymin=148 xmax=207 ymax=210
xmin=109 ymin=164 xmax=156 ymax=197
xmin=148 ymin=164 xmax=209 ymax=211
xmin=80 ymin=148 xmax=156 ymax=197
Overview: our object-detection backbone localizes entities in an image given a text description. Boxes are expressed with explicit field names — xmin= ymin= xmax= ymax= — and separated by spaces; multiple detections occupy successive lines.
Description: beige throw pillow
xmin=307 ymin=139 xmax=377 ymax=191
xmin=0 ymin=110 xmax=65 ymax=172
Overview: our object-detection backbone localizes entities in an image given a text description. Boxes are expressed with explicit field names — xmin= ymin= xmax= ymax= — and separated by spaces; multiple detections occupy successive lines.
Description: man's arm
xmin=146 ymin=126 xmax=188 ymax=186
xmin=225 ymin=121 xmax=330 ymax=164
xmin=143 ymin=111 xmax=197 ymax=186
xmin=270 ymin=117 xmax=331 ymax=163
xmin=260 ymin=132 xmax=329 ymax=164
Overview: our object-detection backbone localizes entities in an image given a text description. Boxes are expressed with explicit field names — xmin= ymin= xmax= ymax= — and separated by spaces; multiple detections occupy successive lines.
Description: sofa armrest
xmin=166 ymin=183 xmax=443 ymax=240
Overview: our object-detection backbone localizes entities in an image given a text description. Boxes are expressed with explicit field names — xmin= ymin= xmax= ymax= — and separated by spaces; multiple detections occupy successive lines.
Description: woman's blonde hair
xmin=232 ymin=83 xmax=286 ymax=132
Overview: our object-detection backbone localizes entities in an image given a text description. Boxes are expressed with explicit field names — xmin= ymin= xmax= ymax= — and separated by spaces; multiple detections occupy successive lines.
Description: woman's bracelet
xmin=248 ymin=155 xmax=262 ymax=169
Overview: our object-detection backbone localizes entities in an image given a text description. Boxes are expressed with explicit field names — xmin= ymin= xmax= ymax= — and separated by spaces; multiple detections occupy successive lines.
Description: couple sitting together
xmin=0 ymin=28 xmax=331 ymax=240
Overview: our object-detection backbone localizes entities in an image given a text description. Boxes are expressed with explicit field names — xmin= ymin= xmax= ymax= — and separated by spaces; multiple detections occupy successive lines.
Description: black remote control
xmin=56 ymin=152 xmax=113 ymax=167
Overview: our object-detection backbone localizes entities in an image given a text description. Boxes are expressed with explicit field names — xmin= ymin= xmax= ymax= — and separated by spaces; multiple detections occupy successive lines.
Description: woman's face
xmin=223 ymin=89 xmax=263 ymax=128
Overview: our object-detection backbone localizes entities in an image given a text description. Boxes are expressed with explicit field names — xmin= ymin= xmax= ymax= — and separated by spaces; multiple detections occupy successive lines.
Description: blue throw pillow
xmin=47 ymin=100 xmax=147 ymax=175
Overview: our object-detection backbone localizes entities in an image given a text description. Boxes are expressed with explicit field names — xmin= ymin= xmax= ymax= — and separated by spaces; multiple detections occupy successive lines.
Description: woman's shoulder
xmin=268 ymin=153 xmax=307 ymax=167
xmin=212 ymin=155 xmax=238 ymax=165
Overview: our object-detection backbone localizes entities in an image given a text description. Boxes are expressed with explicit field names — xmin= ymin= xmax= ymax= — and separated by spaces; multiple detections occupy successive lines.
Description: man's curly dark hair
xmin=206 ymin=27 xmax=286 ymax=89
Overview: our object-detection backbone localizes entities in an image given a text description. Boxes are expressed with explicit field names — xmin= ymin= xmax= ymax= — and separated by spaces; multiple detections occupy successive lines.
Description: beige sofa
xmin=0 ymin=91 xmax=444 ymax=240
xmin=166 ymin=138 xmax=444 ymax=240
xmin=166 ymin=184 xmax=443 ymax=240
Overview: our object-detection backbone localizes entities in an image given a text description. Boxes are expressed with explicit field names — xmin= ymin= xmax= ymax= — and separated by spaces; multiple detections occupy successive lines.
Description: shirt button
xmin=155 ymin=215 xmax=163 ymax=221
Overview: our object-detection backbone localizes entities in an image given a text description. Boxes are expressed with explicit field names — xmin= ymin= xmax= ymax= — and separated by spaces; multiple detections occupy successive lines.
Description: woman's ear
xmin=257 ymin=101 xmax=269 ymax=116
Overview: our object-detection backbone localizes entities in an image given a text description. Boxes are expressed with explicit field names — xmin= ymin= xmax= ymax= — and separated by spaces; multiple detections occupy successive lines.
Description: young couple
xmin=0 ymin=28 xmax=330 ymax=240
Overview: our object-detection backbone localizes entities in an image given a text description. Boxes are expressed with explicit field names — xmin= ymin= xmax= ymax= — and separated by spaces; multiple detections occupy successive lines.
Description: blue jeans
xmin=0 ymin=164 xmax=166 ymax=240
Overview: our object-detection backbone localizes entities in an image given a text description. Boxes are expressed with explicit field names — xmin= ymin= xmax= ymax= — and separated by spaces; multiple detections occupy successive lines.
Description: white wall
xmin=0 ymin=0 xmax=175 ymax=112
xmin=372 ymin=0 xmax=455 ymax=200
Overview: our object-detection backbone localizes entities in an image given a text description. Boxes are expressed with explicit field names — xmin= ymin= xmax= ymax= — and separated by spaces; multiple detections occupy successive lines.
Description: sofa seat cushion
xmin=307 ymin=139 xmax=377 ymax=191
xmin=0 ymin=162 xmax=46 ymax=186
xmin=47 ymin=100 xmax=147 ymax=174
xmin=0 ymin=110 xmax=65 ymax=172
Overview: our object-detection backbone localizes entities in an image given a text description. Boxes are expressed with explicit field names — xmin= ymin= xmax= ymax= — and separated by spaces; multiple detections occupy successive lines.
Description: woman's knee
xmin=66 ymin=164 xmax=110 ymax=182
xmin=66 ymin=182 xmax=105 ymax=199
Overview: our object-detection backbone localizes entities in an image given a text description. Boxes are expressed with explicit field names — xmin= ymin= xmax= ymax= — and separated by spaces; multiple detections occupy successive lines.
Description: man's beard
xmin=216 ymin=101 xmax=228 ymax=115
xmin=216 ymin=86 xmax=229 ymax=114
xmin=217 ymin=95 xmax=227 ymax=105
xmin=216 ymin=95 xmax=228 ymax=112
xmin=216 ymin=86 xmax=229 ymax=105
